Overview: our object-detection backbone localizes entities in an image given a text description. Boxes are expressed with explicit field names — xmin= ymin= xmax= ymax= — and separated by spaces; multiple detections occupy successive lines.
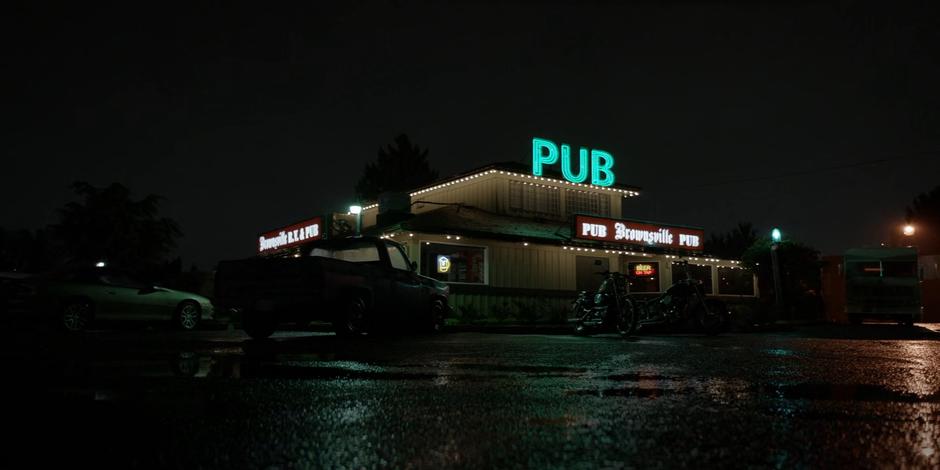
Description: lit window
xmin=627 ymin=262 xmax=660 ymax=293
xmin=717 ymin=266 xmax=754 ymax=295
xmin=672 ymin=263 xmax=713 ymax=294
xmin=421 ymin=243 xmax=486 ymax=284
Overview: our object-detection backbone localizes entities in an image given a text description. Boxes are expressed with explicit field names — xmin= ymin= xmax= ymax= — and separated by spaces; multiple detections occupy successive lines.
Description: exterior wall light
xmin=349 ymin=205 xmax=362 ymax=235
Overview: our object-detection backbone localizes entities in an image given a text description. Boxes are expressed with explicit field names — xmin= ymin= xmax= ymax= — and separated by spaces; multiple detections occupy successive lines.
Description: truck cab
xmin=215 ymin=237 xmax=451 ymax=338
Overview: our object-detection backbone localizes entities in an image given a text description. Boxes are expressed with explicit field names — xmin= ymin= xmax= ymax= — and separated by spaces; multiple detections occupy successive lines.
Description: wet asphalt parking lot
xmin=2 ymin=324 xmax=940 ymax=469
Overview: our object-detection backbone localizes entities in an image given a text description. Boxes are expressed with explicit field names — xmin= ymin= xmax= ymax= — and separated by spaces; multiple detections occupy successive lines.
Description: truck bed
xmin=214 ymin=256 xmax=380 ymax=319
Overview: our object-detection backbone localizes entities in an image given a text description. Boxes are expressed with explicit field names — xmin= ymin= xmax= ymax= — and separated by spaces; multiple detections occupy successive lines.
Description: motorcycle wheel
xmin=696 ymin=300 xmax=726 ymax=336
xmin=573 ymin=321 xmax=589 ymax=336
xmin=571 ymin=302 xmax=589 ymax=336
xmin=616 ymin=303 xmax=637 ymax=337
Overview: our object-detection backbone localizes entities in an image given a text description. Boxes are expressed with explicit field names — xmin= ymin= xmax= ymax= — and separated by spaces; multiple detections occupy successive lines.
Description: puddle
xmin=606 ymin=373 xmax=675 ymax=382
xmin=759 ymin=383 xmax=940 ymax=403
xmin=239 ymin=364 xmax=438 ymax=381
xmin=61 ymin=352 xmax=216 ymax=378
xmin=442 ymin=363 xmax=589 ymax=375
xmin=566 ymin=387 xmax=684 ymax=398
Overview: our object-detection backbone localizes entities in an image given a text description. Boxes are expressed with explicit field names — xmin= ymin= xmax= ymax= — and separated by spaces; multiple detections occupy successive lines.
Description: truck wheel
xmin=424 ymin=299 xmax=446 ymax=334
xmin=334 ymin=295 xmax=368 ymax=337
xmin=243 ymin=309 xmax=275 ymax=340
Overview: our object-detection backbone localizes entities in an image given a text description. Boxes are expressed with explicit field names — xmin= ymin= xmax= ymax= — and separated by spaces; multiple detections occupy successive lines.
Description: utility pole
xmin=771 ymin=228 xmax=784 ymax=321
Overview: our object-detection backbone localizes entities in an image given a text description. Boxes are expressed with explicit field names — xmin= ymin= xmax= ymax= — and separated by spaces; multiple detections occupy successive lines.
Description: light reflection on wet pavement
xmin=2 ymin=325 xmax=940 ymax=468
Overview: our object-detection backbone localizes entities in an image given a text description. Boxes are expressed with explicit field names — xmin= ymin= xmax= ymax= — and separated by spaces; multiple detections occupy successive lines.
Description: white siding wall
xmin=362 ymin=209 xmax=377 ymax=228
xmin=411 ymin=175 xmax=502 ymax=215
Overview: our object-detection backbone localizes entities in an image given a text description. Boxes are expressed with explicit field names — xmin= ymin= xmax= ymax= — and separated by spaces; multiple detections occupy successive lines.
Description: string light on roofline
xmin=409 ymin=168 xmax=640 ymax=197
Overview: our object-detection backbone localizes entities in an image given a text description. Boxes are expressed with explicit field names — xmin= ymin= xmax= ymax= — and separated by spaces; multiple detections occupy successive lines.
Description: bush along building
xmin=257 ymin=138 xmax=758 ymax=324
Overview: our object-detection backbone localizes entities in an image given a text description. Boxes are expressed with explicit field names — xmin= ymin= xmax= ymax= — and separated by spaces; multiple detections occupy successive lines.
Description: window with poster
xmin=420 ymin=242 xmax=487 ymax=284
xmin=672 ymin=263 xmax=713 ymax=294
xmin=717 ymin=266 xmax=755 ymax=295
xmin=626 ymin=261 xmax=660 ymax=292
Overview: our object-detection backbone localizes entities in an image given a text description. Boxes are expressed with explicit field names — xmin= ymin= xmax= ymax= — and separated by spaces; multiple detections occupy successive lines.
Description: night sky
xmin=4 ymin=1 xmax=939 ymax=268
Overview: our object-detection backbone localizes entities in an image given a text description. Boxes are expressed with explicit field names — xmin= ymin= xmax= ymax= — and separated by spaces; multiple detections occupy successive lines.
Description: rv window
xmin=883 ymin=261 xmax=916 ymax=278
xmin=849 ymin=262 xmax=882 ymax=277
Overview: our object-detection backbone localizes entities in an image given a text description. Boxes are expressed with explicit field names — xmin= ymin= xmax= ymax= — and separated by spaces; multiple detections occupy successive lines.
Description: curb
xmin=445 ymin=324 xmax=573 ymax=335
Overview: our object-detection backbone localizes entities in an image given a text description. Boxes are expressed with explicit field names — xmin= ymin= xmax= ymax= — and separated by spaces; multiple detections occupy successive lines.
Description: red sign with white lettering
xmin=258 ymin=216 xmax=323 ymax=253
xmin=574 ymin=215 xmax=704 ymax=252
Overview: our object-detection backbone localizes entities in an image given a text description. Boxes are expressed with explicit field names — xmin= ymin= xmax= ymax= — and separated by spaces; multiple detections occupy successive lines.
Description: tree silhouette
xmin=0 ymin=228 xmax=57 ymax=272
xmin=907 ymin=185 xmax=940 ymax=226
xmin=906 ymin=185 xmax=940 ymax=252
xmin=705 ymin=222 xmax=758 ymax=259
xmin=51 ymin=182 xmax=182 ymax=269
xmin=742 ymin=236 xmax=822 ymax=321
xmin=354 ymin=134 xmax=439 ymax=202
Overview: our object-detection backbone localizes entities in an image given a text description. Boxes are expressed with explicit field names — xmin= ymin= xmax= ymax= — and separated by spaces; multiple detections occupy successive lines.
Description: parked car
xmin=33 ymin=267 xmax=214 ymax=331
xmin=214 ymin=237 xmax=451 ymax=339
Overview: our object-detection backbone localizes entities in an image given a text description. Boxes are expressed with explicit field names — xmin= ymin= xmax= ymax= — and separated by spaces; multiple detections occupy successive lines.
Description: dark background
xmin=3 ymin=1 xmax=938 ymax=269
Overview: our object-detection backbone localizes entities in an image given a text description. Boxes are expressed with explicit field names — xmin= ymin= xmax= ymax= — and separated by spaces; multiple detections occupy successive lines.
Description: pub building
xmin=256 ymin=138 xmax=757 ymax=320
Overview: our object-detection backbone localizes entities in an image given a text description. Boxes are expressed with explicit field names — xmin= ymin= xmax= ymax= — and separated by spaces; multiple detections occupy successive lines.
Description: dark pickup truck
xmin=214 ymin=237 xmax=451 ymax=339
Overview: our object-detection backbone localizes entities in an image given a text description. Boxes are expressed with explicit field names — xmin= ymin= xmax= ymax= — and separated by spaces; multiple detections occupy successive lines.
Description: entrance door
xmin=576 ymin=256 xmax=609 ymax=292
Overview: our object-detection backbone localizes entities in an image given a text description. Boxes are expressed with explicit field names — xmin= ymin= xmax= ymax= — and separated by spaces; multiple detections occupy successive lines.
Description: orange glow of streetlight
xmin=902 ymin=224 xmax=915 ymax=236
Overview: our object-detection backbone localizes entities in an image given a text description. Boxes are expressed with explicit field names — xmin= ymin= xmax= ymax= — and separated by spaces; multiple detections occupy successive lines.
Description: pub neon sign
xmin=258 ymin=216 xmax=322 ymax=253
xmin=575 ymin=215 xmax=704 ymax=252
xmin=532 ymin=137 xmax=615 ymax=186
xmin=633 ymin=263 xmax=656 ymax=276
xmin=437 ymin=255 xmax=452 ymax=273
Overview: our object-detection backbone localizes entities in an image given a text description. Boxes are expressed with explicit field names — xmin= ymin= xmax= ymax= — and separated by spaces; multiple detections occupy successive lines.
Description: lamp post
xmin=349 ymin=205 xmax=363 ymax=236
xmin=901 ymin=223 xmax=919 ymax=253
xmin=770 ymin=228 xmax=784 ymax=320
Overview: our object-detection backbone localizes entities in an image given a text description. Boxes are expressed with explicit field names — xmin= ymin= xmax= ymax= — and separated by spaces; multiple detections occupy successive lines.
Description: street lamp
xmin=770 ymin=227 xmax=783 ymax=320
xmin=349 ymin=205 xmax=362 ymax=236
xmin=903 ymin=224 xmax=915 ymax=237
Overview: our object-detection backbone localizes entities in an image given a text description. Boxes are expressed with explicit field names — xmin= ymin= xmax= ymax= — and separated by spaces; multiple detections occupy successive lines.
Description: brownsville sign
xmin=574 ymin=215 xmax=704 ymax=252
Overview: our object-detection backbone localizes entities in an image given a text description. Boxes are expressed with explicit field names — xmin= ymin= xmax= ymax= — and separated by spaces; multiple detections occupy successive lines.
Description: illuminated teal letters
xmin=560 ymin=144 xmax=588 ymax=183
xmin=531 ymin=137 xmax=616 ymax=186
xmin=531 ymin=138 xmax=558 ymax=177
xmin=590 ymin=150 xmax=614 ymax=186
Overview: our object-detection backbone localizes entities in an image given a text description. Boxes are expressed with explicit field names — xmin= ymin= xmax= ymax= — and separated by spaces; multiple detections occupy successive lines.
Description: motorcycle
xmin=572 ymin=268 xmax=638 ymax=337
xmin=631 ymin=260 xmax=730 ymax=335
